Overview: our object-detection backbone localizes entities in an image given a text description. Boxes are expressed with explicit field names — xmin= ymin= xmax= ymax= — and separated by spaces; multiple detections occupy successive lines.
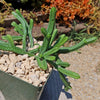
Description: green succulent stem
xmin=58 ymin=37 xmax=97 ymax=54
xmin=0 ymin=7 xmax=97 ymax=92
xmin=58 ymin=72 xmax=72 ymax=91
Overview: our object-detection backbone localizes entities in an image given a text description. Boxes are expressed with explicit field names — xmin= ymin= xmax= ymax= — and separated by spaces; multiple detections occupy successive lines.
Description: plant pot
xmin=0 ymin=69 xmax=53 ymax=100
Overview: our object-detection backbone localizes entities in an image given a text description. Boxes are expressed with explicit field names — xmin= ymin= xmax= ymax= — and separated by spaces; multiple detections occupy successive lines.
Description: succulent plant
xmin=0 ymin=7 xmax=97 ymax=91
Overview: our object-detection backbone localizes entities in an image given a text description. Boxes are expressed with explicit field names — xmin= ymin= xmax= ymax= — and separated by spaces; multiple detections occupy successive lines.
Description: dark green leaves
xmin=58 ymin=37 xmax=97 ymax=54
xmin=49 ymin=29 xmax=58 ymax=46
xmin=2 ymin=35 xmax=22 ymax=41
xmin=58 ymin=67 xmax=80 ymax=79
xmin=41 ymin=27 xmax=48 ymax=37
xmin=84 ymin=37 xmax=97 ymax=44
xmin=0 ymin=7 xmax=97 ymax=92
xmin=44 ymin=56 xmax=56 ymax=61
xmin=59 ymin=72 xmax=72 ymax=91
xmin=40 ymin=7 xmax=57 ymax=54
xmin=56 ymin=62 xmax=70 ymax=68
xmin=47 ymin=7 xmax=56 ymax=35
xmin=11 ymin=22 xmax=24 ymax=35
xmin=5 ymin=35 xmax=15 ymax=47
xmin=43 ymin=47 xmax=59 ymax=57
xmin=28 ymin=19 xmax=34 ymax=48
xmin=56 ymin=57 xmax=70 ymax=68
xmin=0 ymin=40 xmax=27 ymax=55
xmin=36 ymin=57 xmax=48 ymax=70
xmin=40 ymin=37 xmax=49 ymax=54
xmin=49 ymin=61 xmax=80 ymax=79
xmin=53 ymin=34 xmax=68 ymax=47
xmin=12 ymin=9 xmax=34 ymax=51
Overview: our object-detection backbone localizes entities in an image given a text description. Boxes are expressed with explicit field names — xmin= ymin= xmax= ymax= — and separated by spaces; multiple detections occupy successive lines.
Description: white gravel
xmin=0 ymin=40 xmax=52 ymax=87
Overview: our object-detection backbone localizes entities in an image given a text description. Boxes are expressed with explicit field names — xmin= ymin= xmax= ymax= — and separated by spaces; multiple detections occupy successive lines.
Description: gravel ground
xmin=0 ymin=40 xmax=52 ymax=87
xmin=60 ymin=42 xmax=100 ymax=100
xmin=0 ymin=41 xmax=100 ymax=100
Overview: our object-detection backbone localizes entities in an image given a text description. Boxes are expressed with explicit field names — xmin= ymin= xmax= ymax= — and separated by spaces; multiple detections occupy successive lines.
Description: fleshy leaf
xmin=59 ymin=72 xmax=72 ymax=91
xmin=58 ymin=67 xmax=80 ymax=79
xmin=43 ymin=47 xmax=59 ymax=57
xmin=44 ymin=56 xmax=56 ymax=61
xmin=36 ymin=57 xmax=48 ymax=70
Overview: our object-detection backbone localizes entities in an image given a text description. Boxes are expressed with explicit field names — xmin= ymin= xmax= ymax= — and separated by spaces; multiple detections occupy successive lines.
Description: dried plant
xmin=41 ymin=0 xmax=95 ymax=26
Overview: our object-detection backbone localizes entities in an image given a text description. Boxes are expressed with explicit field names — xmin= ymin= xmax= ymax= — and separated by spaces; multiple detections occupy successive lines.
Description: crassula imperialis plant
xmin=41 ymin=0 xmax=95 ymax=26
xmin=0 ymin=7 xmax=97 ymax=91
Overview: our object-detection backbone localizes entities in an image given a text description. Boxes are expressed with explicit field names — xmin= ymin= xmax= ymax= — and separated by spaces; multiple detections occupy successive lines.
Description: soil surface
xmin=59 ymin=42 xmax=100 ymax=100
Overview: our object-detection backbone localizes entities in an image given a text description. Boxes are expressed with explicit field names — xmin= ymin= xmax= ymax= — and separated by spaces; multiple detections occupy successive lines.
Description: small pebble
xmin=0 ymin=65 xmax=8 ymax=71
xmin=38 ymin=41 xmax=43 ymax=46
xmin=7 ymin=63 xmax=15 ymax=74
xmin=0 ymin=58 xmax=5 ymax=64
xmin=21 ymin=54 xmax=28 ymax=60
xmin=16 ymin=69 xmax=24 ymax=75
xmin=15 ymin=62 xmax=22 ymax=67
xmin=9 ymin=54 xmax=17 ymax=64
xmin=29 ymin=74 xmax=39 ymax=82
xmin=33 ymin=80 xmax=42 ymax=87
xmin=40 ymin=76 xmax=47 ymax=82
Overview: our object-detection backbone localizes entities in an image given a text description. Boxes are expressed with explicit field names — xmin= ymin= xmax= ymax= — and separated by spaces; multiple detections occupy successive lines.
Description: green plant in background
xmin=69 ymin=21 xmax=91 ymax=42
xmin=86 ymin=0 xmax=100 ymax=36
xmin=0 ymin=7 xmax=97 ymax=91
xmin=0 ymin=0 xmax=12 ymax=34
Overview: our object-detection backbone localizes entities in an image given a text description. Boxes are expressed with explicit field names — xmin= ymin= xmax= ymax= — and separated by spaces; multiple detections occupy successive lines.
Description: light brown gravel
xmin=60 ymin=42 xmax=100 ymax=100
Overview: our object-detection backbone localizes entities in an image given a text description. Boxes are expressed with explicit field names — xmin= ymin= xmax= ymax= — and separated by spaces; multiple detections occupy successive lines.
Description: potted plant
xmin=0 ymin=7 xmax=97 ymax=100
